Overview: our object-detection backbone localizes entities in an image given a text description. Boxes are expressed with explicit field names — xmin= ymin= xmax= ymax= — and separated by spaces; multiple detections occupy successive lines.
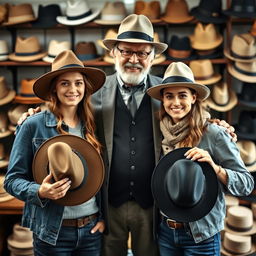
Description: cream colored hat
xmin=228 ymin=61 xmax=256 ymax=83
xmin=0 ymin=111 xmax=12 ymax=138
xmin=237 ymin=140 xmax=256 ymax=172
xmin=225 ymin=205 xmax=256 ymax=236
xmin=43 ymin=40 xmax=71 ymax=63
xmin=0 ymin=40 xmax=8 ymax=61
xmin=97 ymin=29 xmax=118 ymax=50
xmin=103 ymin=14 xmax=168 ymax=54
xmin=0 ymin=76 xmax=16 ymax=106
xmin=0 ymin=173 xmax=14 ymax=202
xmin=190 ymin=22 xmax=223 ymax=50
xmin=94 ymin=2 xmax=127 ymax=25
xmin=147 ymin=62 xmax=210 ymax=101
xmin=8 ymin=104 xmax=29 ymax=132
xmin=224 ymin=195 xmax=239 ymax=214
xmin=205 ymin=82 xmax=238 ymax=112
xmin=189 ymin=59 xmax=222 ymax=85
xmin=221 ymin=232 xmax=256 ymax=256
xmin=224 ymin=33 xmax=256 ymax=63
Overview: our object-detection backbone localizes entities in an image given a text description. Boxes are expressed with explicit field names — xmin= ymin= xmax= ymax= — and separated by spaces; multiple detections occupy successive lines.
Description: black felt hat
xmin=238 ymin=83 xmax=256 ymax=108
xmin=151 ymin=147 xmax=219 ymax=222
xmin=223 ymin=0 xmax=256 ymax=18
xmin=190 ymin=0 xmax=227 ymax=24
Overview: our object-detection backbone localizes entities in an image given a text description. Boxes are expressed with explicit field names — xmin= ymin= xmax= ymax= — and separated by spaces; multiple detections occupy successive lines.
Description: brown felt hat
xmin=147 ymin=62 xmax=210 ymax=101
xmin=3 ymin=3 xmax=36 ymax=26
xmin=0 ymin=111 xmax=12 ymax=139
xmin=32 ymin=135 xmax=105 ymax=206
xmin=0 ymin=76 xmax=15 ymax=106
xmin=103 ymin=14 xmax=167 ymax=54
xmin=161 ymin=0 xmax=194 ymax=24
xmin=134 ymin=1 xmax=162 ymax=24
xmin=75 ymin=41 xmax=101 ymax=63
xmin=33 ymin=50 xmax=106 ymax=101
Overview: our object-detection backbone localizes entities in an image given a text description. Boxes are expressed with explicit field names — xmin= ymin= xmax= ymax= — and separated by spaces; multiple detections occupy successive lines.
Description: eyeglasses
xmin=116 ymin=46 xmax=152 ymax=60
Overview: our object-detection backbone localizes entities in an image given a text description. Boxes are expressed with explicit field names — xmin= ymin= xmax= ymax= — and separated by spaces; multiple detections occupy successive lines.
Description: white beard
xmin=115 ymin=61 xmax=151 ymax=85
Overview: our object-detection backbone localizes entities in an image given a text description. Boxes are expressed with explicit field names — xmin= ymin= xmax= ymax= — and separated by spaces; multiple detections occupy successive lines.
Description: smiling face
xmin=55 ymin=71 xmax=85 ymax=109
xmin=162 ymin=86 xmax=197 ymax=123
xmin=112 ymin=42 xmax=154 ymax=86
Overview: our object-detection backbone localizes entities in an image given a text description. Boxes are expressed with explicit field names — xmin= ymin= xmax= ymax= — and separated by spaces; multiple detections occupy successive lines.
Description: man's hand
xmin=209 ymin=118 xmax=237 ymax=142
xmin=17 ymin=106 xmax=41 ymax=125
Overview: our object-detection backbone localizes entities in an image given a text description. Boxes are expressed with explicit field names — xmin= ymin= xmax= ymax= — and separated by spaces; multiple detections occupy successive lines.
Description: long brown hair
xmin=46 ymin=73 xmax=101 ymax=153
xmin=159 ymin=89 xmax=207 ymax=147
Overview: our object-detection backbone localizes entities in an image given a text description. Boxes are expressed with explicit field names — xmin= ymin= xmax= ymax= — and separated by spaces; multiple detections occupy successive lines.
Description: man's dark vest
xmin=108 ymin=89 xmax=155 ymax=209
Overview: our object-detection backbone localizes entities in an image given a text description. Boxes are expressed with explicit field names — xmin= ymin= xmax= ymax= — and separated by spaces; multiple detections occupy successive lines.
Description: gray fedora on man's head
xmin=151 ymin=147 xmax=219 ymax=222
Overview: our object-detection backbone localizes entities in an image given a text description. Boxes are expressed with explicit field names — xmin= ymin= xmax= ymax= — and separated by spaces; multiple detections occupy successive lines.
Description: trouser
xmin=102 ymin=200 xmax=159 ymax=256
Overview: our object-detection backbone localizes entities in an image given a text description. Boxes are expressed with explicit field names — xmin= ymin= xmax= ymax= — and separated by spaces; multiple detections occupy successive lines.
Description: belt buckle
xmin=166 ymin=218 xmax=178 ymax=229
xmin=77 ymin=218 xmax=87 ymax=228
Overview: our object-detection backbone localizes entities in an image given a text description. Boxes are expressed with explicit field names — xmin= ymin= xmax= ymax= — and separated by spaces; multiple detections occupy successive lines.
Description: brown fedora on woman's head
xmin=8 ymin=36 xmax=47 ymax=62
xmin=189 ymin=59 xmax=222 ymax=85
xmin=103 ymin=14 xmax=167 ymax=54
xmin=151 ymin=147 xmax=219 ymax=222
xmin=147 ymin=62 xmax=210 ymax=101
xmin=224 ymin=33 xmax=256 ymax=63
xmin=33 ymin=50 xmax=106 ymax=101
xmin=190 ymin=22 xmax=223 ymax=50
xmin=32 ymin=134 xmax=105 ymax=206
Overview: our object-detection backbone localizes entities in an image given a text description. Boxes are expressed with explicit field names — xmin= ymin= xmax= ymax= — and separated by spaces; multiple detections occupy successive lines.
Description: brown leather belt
xmin=62 ymin=213 xmax=98 ymax=228
xmin=162 ymin=216 xmax=185 ymax=229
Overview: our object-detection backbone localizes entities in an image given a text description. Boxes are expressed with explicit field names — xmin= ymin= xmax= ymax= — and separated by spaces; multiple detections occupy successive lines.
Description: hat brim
xmin=195 ymin=73 xmax=222 ymax=85
xmin=221 ymin=241 xmax=256 ymax=256
xmin=0 ymin=193 xmax=14 ymax=202
xmin=33 ymin=66 xmax=106 ymax=101
xmin=147 ymin=81 xmax=210 ymax=101
xmin=32 ymin=134 xmax=105 ymax=206
xmin=0 ymin=130 xmax=12 ymax=139
xmin=161 ymin=15 xmax=194 ymax=24
xmin=228 ymin=64 xmax=256 ymax=83
xmin=42 ymin=55 xmax=56 ymax=63
xmin=152 ymin=54 xmax=166 ymax=65
xmin=103 ymin=39 xmax=168 ymax=55
xmin=152 ymin=147 xmax=219 ymax=222
xmin=0 ymin=55 xmax=8 ymax=61
xmin=3 ymin=17 xmax=36 ymax=26
xmin=0 ymin=90 xmax=16 ymax=106
xmin=56 ymin=9 xmax=100 ymax=26
xmin=224 ymin=49 xmax=256 ymax=63
xmin=206 ymin=90 xmax=238 ymax=112
xmin=0 ymin=159 xmax=9 ymax=168
xmin=190 ymin=35 xmax=223 ymax=50
xmin=13 ymin=96 xmax=44 ymax=105
xmin=8 ymin=52 xmax=47 ymax=62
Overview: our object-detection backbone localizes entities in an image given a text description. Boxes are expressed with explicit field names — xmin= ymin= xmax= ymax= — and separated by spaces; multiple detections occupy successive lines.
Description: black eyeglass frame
xmin=116 ymin=45 xmax=153 ymax=60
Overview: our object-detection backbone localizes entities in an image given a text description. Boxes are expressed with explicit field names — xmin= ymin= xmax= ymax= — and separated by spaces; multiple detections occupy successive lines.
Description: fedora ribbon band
xmin=15 ymin=50 xmax=41 ymax=56
xmin=77 ymin=54 xmax=98 ymax=61
xmin=168 ymin=49 xmax=191 ymax=59
xmin=117 ymin=31 xmax=153 ymax=42
xmin=47 ymin=54 xmax=57 ymax=58
xmin=162 ymin=76 xmax=194 ymax=84
xmin=212 ymin=97 xmax=229 ymax=107
xmin=223 ymin=245 xmax=251 ymax=255
xmin=67 ymin=10 xmax=92 ymax=21
xmin=194 ymin=74 xmax=215 ymax=81
xmin=226 ymin=222 xmax=253 ymax=232
xmin=196 ymin=7 xmax=220 ymax=18
xmin=59 ymin=64 xmax=84 ymax=70
xmin=0 ymin=53 xmax=8 ymax=56
xmin=234 ymin=65 xmax=256 ymax=76
xmin=231 ymin=50 xmax=256 ymax=60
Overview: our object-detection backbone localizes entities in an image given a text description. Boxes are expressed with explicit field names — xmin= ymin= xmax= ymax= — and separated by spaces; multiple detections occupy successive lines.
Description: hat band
xmin=117 ymin=31 xmax=153 ymax=42
xmin=16 ymin=50 xmax=41 ymax=56
xmin=67 ymin=10 xmax=92 ymax=21
xmin=212 ymin=97 xmax=229 ymax=107
xmin=226 ymin=222 xmax=253 ymax=232
xmin=59 ymin=64 xmax=84 ymax=70
xmin=0 ymin=52 xmax=8 ymax=56
xmin=194 ymin=73 xmax=215 ymax=81
xmin=162 ymin=76 xmax=194 ymax=84
xmin=196 ymin=7 xmax=220 ymax=18
xmin=223 ymin=244 xmax=250 ymax=255
xmin=77 ymin=53 xmax=98 ymax=61
xmin=234 ymin=65 xmax=256 ymax=76
xmin=20 ymin=93 xmax=36 ymax=97
xmin=168 ymin=49 xmax=191 ymax=59
xmin=231 ymin=50 xmax=256 ymax=60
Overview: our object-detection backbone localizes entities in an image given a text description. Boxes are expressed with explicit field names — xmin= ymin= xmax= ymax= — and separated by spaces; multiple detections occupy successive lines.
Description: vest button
xmin=131 ymin=137 xmax=135 ymax=142
xmin=131 ymin=150 xmax=136 ymax=155
xmin=131 ymin=121 xmax=136 ymax=125
xmin=130 ymin=181 xmax=134 ymax=186
xmin=130 ymin=165 xmax=135 ymax=170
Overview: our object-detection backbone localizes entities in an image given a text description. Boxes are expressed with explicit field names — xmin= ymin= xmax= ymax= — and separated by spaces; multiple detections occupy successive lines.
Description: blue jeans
xmin=33 ymin=218 xmax=102 ymax=256
xmin=158 ymin=220 xmax=221 ymax=256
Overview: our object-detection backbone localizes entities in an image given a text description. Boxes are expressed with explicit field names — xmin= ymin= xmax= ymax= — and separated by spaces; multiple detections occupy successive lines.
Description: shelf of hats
xmin=0 ymin=0 xmax=256 ymax=254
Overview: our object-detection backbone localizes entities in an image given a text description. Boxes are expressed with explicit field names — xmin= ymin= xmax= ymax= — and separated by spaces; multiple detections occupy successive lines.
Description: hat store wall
xmin=0 ymin=0 xmax=256 ymax=255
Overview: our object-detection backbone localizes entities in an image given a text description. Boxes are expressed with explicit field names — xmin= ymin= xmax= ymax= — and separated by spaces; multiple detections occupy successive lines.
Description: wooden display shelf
xmin=0 ymin=197 xmax=24 ymax=215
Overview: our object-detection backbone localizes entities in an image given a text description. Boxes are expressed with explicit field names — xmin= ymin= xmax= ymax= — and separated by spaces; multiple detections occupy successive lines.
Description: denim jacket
xmin=4 ymin=110 xmax=102 ymax=246
xmin=186 ymin=123 xmax=254 ymax=243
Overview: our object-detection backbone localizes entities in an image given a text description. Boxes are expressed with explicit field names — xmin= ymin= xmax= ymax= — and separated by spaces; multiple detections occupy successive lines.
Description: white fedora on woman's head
xmin=147 ymin=62 xmax=210 ymax=101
